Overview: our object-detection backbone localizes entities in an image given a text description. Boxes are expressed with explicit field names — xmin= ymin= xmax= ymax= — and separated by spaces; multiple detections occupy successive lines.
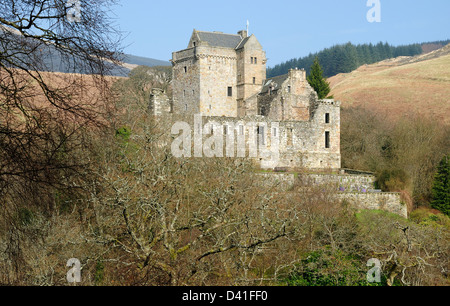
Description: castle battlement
xmin=317 ymin=99 xmax=341 ymax=107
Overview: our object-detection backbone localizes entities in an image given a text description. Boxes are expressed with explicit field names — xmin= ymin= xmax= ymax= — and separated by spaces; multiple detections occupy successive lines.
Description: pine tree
xmin=307 ymin=57 xmax=331 ymax=99
xmin=431 ymin=155 xmax=450 ymax=216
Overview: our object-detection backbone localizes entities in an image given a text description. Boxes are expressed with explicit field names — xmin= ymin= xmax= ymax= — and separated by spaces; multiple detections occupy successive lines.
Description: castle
xmin=168 ymin=29 xmax=341 ymax=170
xmin=148 ymin=28 xmax=407 ymax=218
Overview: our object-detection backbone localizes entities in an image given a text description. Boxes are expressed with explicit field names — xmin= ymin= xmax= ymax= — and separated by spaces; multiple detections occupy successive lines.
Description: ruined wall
xmin=194 ymin=110 xmax=340 ymax=170
xmin=285 ymin=69 xmax=314 ymax=121
xmin=276 ymin=100 xmax=341 ymax=169
xmin=305 ymin=100 xmax=341 ymax=169
xmin=241 ymin=93 xmax=259 ymax=117
xmin=149 ymin=88 xmax=171 ymax=116
xmin=279 ymin=69 xmax=316 ymax=121
xmin=257 ymin=69 xmax=317 ymax=122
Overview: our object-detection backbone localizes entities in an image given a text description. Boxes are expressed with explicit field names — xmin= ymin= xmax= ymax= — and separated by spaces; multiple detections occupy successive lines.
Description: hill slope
xmin=329 ymin=44 xmax=450 ymax=125
xmin=121 ymin=54 xmax=170 ymax=69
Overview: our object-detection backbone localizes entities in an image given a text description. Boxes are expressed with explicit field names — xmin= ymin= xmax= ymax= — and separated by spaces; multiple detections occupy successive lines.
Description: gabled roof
xmin=260 ymin=74 xmax=289 ymax=94
xmin=196 ymin=31 xmax=243 ymax=49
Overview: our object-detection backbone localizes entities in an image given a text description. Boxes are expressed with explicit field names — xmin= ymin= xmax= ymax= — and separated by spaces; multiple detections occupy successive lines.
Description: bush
xmin=410 ymin=207 xmax=450 ymax=229
xmin=376 ymin=169 xmax=410 ymax=192
xmin=115 ymin=127 xmax=132 ymax=142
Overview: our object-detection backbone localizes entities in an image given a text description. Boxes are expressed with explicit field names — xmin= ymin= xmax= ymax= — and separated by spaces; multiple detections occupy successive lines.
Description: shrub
xmin=377 ymin=169 xmax=409 ymax=192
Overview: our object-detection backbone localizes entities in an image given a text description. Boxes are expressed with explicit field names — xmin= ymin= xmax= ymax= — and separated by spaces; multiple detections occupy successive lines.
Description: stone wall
xmin=337 ymin=192 xmax=408 ymax=218
xmin=197 ymin=46 xmax=238 ymax=117
xmin=236 ymin=35 xmax=267 ymax=104
xmin=302 ymin=173 xmax=376 ymax=192
xmin=258 ymin=173 xmax=296 ymax=191
xmin=279 ymin=100 xmax=341 ymax=169
xmin=194 ymin=112 xmax=340 ymax=170
xmin=172 ymin=47 xmax=200 ymax=115
xmin=149 ymin=88 xmax=171 ymax=116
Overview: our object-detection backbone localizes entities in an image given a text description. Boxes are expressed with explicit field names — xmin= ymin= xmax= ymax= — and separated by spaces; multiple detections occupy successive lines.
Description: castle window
xmin=253 ymin=77 xmax=256 ymax=84
xmin=193 ymin=42 xmax=196 ymax=47
xmin=185 ymin=104 xmax=188 ymax=111
xmin=287 ymin=128 xmax=293 ymax=146
xmin=254 ymin=57 xmax=257 ymax=64
xmin=325 ymin=113 xmax=330 ymax=124
xmin=325 ymin=131 xmax=330 ymax=149
xmin=184 ymin=66 xmax=187 ymax=73
xmin=288 ymin=86 xmax=291 ymax=93
xmin=251 ymin=57 xmax=254 ymax=64
xmin=257 ymin=126 xmax=265 ymax=146
xmin=227 ymin=87 xmax=233 ymax=97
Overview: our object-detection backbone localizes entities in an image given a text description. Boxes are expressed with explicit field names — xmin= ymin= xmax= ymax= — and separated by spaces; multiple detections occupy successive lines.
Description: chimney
xmin=238 ymin=30 xmax=248 ymax=38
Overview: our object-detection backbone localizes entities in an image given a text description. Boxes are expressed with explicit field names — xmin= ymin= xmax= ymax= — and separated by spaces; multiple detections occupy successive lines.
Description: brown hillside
xmin=329 ymin=44 xmax=450 ymax=125
xmin=0 ymin=69 xmax=123 ymax=128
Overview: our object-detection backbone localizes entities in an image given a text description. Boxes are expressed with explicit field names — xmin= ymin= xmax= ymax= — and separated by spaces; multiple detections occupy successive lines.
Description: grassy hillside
xmin=329 ymin=44 xmax=450 ymax=125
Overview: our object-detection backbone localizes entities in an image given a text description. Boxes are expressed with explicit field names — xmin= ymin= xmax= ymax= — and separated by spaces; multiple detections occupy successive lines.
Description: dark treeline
xmin=267 ymin=40 xmax=449 ymax=78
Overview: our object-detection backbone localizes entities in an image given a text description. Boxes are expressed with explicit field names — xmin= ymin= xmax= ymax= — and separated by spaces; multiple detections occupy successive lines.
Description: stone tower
xmin=171 ymin=29 xmax=266 ymax=118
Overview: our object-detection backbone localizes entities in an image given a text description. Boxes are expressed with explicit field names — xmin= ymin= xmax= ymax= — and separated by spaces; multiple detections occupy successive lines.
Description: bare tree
xmin=0 ymin=0 xmax=122 ymax=205
xmin=358 ymin=212 xmax=449 ymax=286
xmin=0 ymin=0 xmax=122 ymax=284
xmin=81 ymin=108 xmax=302 ymax=286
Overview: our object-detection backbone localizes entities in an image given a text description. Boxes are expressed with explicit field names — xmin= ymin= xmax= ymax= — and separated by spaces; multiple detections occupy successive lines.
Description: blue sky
xmin=113 ymin=0 xmax=450 ymax=67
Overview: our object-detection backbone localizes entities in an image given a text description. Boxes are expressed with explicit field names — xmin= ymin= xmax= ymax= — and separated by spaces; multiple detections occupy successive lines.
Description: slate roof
xmin=260 ymin=74 xmax=289 ymax=94
xmin=235 ymin=36 xmax=250 ymax=50
xmin=197 ymin=31 xmax=244 ymax=49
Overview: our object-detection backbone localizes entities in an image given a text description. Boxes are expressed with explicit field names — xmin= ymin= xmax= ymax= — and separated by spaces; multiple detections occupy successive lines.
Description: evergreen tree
xmin=307 ymin=57 xmax=331 ymax=99
xmin=431 ymin=155 xmax=450 ymax=216
xmin=266 ymin=41 xmax=426 ymax=78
